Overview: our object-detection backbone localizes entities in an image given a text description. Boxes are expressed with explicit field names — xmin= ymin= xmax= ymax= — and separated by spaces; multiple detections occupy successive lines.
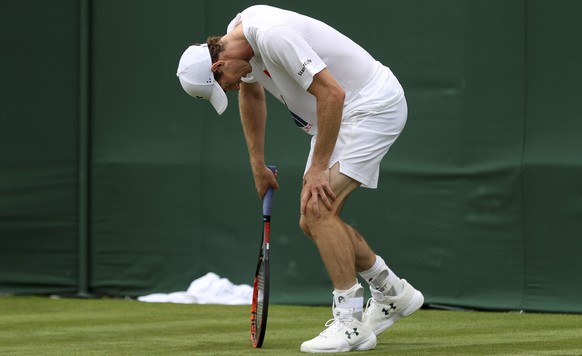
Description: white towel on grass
xmin=137 ymin=272 xmax=253 ymax=305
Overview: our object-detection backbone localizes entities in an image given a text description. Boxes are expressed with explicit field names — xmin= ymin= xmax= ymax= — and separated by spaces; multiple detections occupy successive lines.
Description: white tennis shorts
xmin=304 ymin=96 xmax=408 ymax=189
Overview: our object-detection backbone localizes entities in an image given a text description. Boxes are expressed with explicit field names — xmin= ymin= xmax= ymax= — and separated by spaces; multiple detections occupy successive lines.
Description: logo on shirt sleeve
xmin=297 ymin=59 xmax=312 ymax=76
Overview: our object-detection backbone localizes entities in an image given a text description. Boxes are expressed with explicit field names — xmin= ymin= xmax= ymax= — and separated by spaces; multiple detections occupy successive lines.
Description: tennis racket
xmin=250 ymin=165 xmax=276 ymax=348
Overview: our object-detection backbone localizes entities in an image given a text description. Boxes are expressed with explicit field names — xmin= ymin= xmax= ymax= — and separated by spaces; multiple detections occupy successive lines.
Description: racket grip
xmin=262 ymin=165 xmax=277 ymax=216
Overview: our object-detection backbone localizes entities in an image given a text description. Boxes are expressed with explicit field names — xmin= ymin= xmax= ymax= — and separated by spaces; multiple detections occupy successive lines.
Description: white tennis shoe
xmin=363 ymin=279 xmax=424 ymax=335
xmin=300 ymin=317 xmax=377 ymax=353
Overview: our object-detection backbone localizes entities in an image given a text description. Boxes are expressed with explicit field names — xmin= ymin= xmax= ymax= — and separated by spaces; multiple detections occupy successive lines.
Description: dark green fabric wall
xmin=1 ymin=0 xmax=581 ymax=313
xmin=1 ymin=0 xmax=80 ymax=294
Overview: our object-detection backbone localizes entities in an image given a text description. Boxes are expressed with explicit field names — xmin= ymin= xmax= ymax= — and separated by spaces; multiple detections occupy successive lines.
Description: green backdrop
xmin=1 ymin=0 xmax=581 ymax=313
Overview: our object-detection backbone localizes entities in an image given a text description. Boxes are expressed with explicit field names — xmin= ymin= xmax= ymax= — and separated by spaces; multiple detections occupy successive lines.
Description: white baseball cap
xmin=176 ymin=44 xmax=228 ymax=115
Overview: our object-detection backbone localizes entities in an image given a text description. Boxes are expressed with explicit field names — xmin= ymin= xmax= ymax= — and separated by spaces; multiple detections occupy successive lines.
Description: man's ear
xmin=211 ymin=61 xmax=224 ymax=73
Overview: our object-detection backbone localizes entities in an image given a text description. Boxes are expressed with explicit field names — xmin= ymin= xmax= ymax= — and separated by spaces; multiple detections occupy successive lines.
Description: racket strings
xmin=256 ymin=260 xmax=266 ymax=327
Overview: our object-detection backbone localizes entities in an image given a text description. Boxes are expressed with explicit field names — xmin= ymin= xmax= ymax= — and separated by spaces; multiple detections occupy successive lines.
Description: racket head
xmin=250 ymin=249 xmax=270 ymax=348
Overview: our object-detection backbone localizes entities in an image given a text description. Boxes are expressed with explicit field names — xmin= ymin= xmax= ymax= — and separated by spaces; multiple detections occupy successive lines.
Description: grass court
xmin=1 ymin=296 xmax=581 ymax=355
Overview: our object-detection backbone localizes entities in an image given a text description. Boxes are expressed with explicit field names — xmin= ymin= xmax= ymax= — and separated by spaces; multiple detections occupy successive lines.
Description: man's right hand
xmin=253 ymin=164 xmax=279 ymax=199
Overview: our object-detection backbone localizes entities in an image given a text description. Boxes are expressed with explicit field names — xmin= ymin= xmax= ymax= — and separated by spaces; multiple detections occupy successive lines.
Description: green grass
xmin=1 ymin=296 xmax=581 ymax=355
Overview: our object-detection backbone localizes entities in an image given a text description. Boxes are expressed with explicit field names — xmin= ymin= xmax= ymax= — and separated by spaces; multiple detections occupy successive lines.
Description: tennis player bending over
xmin=177 ymin=5 xmax=423 ymax=353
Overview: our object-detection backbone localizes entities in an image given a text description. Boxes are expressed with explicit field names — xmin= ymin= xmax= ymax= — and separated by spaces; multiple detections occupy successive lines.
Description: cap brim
xmin=209 ymin=81 xmax=228 ymax=115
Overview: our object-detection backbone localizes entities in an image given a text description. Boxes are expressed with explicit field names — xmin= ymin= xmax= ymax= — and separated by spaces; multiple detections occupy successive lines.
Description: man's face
xmin=214 ymin=59 xmax=252 ymax=92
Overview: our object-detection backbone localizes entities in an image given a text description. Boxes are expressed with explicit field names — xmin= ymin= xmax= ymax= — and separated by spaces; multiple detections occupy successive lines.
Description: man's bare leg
xmin=299 ymin=164 xmax=375 ymax=289
xmin=299 ymin=164 xmax=378 ymax=352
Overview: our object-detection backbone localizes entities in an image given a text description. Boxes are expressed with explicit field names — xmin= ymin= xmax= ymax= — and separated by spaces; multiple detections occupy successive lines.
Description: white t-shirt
xmin=227 ymin=5 xmax=404 ymax=135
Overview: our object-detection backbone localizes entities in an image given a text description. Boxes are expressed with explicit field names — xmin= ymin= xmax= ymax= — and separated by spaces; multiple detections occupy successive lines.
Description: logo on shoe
xmin=345 ymin=328 xmax=359 ymax=339
xmin=382 ymin=303 xmax=396 ymax=315
xmin=368 ymin=277 xmax=388 ymax=293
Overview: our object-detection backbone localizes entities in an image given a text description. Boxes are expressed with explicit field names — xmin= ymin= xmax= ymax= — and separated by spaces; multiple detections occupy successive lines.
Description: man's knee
xmin=300 ymin=210 xmax=334 ymax=240
xmin=299 ymin=214 xmax=312 ymax=239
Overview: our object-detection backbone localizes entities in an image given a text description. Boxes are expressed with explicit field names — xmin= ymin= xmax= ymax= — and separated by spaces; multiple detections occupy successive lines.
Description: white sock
xmin=332 ymin=282 xmax=364 ymax=321
xmin=358 ymin=255 xmax=403 ymax=297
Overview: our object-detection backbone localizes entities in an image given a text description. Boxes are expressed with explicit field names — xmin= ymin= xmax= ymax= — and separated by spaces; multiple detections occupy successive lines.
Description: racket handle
xmin=263 ymin=165 xmax=277 ymax=216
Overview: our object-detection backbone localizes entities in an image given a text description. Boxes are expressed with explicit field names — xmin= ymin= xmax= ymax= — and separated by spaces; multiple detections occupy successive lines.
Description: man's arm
xmin=301 ymin=68 xmax=345 ymax=217
xmin=239 ymin=81 xmax=279 ymax=198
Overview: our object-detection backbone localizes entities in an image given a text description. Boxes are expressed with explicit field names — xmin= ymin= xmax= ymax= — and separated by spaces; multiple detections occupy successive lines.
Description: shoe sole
xmin=300 ymin=333 xmax=377 ymax=353
xmin=373 ymin=289 xmax=424 ymax=335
